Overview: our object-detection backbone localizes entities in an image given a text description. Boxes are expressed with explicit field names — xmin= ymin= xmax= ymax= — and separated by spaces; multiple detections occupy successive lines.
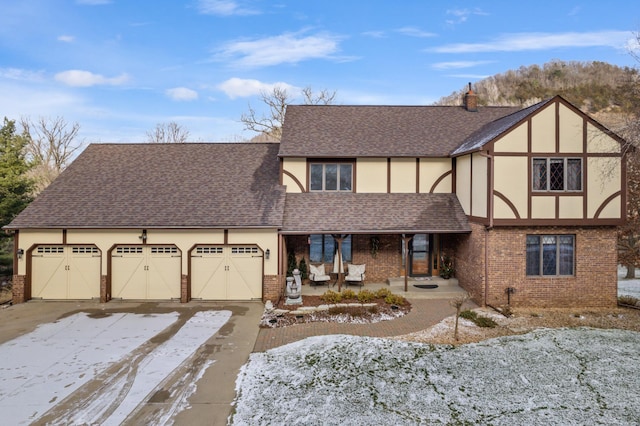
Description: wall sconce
xmin=139 ymin=229 xmax=147 ymax=243
xmin=265 ymin=249 xmax=270 ymax=260
xmin=17 ymin=248 xmax=24 ymax=259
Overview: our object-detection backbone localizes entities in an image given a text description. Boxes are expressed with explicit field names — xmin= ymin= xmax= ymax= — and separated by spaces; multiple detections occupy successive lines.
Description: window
xmin=526 ymin=235 xmax=574 ymax=276
xmin=309 ymin=235 xmax=352 ymax=263
xmin=310 ymin=163 xmax=353 ymax=191
xmin=532 ymin=158 xmax=581 ymax=191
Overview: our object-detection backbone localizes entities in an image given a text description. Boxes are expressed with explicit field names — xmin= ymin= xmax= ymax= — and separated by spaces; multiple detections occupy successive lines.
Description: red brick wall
xmin=12 ymin=274 xmax=26 ymax=304
xmin=285 ymin=234 xmax=403 ymax=284
xmin=351 ymin=234 xmax=403 ymax=282
xmin=452 ymin=224 xmax=617 ymax=308
xmin=100 ymin=275 xmax=108 ymax=303
xmin=485 ymin=226 xmax=617 ymax=308
xmin=263 ymin=274 xmax=282 ymax=303
xmin=452 ymin=222 xmax=487 ymax=304
xmin=181 ymin=274 xmax=189 ymax=303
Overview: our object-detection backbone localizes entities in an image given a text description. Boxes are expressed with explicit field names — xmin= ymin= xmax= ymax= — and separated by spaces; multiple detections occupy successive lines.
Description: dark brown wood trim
xmin=282 ymin=169 xmax=306 ymax=193
xmin=467 ymin=215 xmax=490 ymax=226
xmin=387 ymin=158 xmax=391 ymax=193
xmin=487 ymin=152 xmax=493 ymax=224
xmin=594 ymin=191 xmax=622 ymax=219
xmin=429 ymin=170 xmax=452 ymax=193
xmin=279 ymin=159 xmax=283 ymax=186
xmin=493 ymin=190 xmax=521 ymax=219
xmin=622 ymin=151 xmax=628 ymax=221
xmin=583 ymin=118 xmax=589 ymax=218
xmin=62 ymin=229 xmax=67 ymax=244
xmin=224 ymin=229 xmax=228 ymax=245
xmin=451 ymin=157 xmax=457 ymax=193
xmin=527 ymin=118 xmax=532 ymax=220
xmin=492 ymin=217 xmax=624 ymax=227
xmin=555 ymin=100 xmax=560 ymax=153
xmin=469 ymin=154 xmax=473 ymax=215
xmin=13 ymin=230 xmax=19 ymax=276
xmin=415 ymin=158 xmax=420 ymax=193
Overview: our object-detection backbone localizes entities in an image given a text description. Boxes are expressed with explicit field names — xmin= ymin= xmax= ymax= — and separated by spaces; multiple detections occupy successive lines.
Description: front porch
xmin=301 ymin=276 xmax=467 ymax=300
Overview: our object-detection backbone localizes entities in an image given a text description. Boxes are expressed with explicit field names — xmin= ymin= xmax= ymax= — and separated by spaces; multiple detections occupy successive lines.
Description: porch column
xmin=402 ymin=234 xmax=414 ymax=292
xmin=332 ymin=234 xmax=346 ymax=292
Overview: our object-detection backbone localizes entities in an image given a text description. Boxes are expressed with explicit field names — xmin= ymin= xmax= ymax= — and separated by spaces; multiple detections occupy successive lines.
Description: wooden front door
xmin=410 ymin=234 xmax=432 ymax=276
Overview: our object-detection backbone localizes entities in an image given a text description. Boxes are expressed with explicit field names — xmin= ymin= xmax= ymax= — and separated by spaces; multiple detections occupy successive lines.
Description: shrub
xmin=320 ymin=290 xmax=342 ymax=304
xmin=374 ymin=288 xmax=392 ymax=299
xmin=384 ymin=294 xmax=406 ymax=306
xmin=357 ymin=289 xmax=375 ymax=303
xmin=459 ymin=309 xmax=497 ymax=328
xmin=341 ymin=289 xmax=357 ymax=300
xmin=618 ymin=295 xmax=640 ymax=307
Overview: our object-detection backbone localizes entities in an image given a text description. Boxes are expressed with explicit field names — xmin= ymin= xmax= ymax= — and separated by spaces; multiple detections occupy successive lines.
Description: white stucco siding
xmin=456 ymin=155 xmax=471 ymax=215
xmin=419 ymin=158 xmax=452 ymax=193
xmin=356 ymin=158 xmax=387 ymax=193
xmin=531 ymin=105 xmax=556 ymax=153
xmin=558 ymin=103 xmax=583 ymax=153
xmin=493 ymin=156 xmax=528 ymax=219
xmin=282 ymin=158 xmax=307 ymax=193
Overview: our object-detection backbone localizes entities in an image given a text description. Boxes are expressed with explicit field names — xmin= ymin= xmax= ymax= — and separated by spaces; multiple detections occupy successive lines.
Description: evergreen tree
xmin=0 ymin=117 xmax=33 ymax=229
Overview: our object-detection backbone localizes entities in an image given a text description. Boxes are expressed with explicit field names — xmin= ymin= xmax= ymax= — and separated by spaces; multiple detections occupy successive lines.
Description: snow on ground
xmin=618 ymin=266 xmax=640 ymax=299
xmin=231 ymin=328 xmax=640 ymax=425
xmin=0 ymin=310 xmax=231 ymax=425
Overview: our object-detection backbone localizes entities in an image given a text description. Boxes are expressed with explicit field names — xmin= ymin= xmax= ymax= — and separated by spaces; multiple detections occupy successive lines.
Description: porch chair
xmin=309 ymin=264 xmax=331 ymax=286
xmin=345 ymin=263 xmax=366 ymax=287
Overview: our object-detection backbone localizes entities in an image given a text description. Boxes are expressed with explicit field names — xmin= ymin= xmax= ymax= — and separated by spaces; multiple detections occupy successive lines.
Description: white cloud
xmin=432 ymin=60 xmax=494 ymax=70
xmin=217 ymin=31 xmax=341 ymax=67
xmin=55 ymin=70 xmax=129 ymax=87
xmin=445 ymin=8 xmax=489 ymax=25
xmin=0 ymin=67 xmax=45 ymax=82
xmin=165 ymin=87 xmax=199 ymax=101
xmin=432 ymin=31 xmax=632 ymax=53
xmin=396 ymin=27 xmax=436 ymax=38
xmin=218 ymin=78 xmax=295 ymax=99
xmin=58 ymin=35 xmax=75 ymax=42
xmin=197 ymin=0 xmax=259 ymax=16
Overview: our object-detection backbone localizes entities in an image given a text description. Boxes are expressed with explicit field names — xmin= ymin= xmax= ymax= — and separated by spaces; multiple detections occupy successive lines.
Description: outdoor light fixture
xmin=139 ymin=229 xmax=147 ymax=242
xmin=265 ymin=249 xmax=270 ymax=259
xmin=17 ymin=248 xmax=24 ymax=259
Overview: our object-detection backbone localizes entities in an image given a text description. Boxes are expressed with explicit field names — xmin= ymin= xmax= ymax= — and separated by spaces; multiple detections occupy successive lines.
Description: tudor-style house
xmin=5 ymin=91 xmax=626 ymax=308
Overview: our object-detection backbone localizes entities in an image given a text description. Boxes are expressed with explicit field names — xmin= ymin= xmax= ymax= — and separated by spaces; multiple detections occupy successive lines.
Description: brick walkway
xmin=253 ymin=298 xmax=477 ymax=352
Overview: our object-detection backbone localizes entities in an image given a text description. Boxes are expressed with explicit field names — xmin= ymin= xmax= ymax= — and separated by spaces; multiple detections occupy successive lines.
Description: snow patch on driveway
xmin=0 ymin=310 xmax=231 ymax=425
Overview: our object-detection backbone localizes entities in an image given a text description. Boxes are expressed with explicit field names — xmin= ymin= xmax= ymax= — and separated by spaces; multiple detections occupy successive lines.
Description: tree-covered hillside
xmin=436 ymin=60 xmax=639 ymax=115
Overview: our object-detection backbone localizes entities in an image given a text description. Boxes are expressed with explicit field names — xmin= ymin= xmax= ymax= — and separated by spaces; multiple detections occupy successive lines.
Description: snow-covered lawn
xmin=0 ymin=310 xmax=230 ymax=425
xmin=232 ymin=328 xmax=640 ymax=425
xmin=618 ymin=266 xmax=640 ymax=299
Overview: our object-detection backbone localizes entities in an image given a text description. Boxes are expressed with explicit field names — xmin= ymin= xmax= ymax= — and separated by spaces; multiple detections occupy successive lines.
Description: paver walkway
xmin=253 ymin=298 xmax=476 ymax=352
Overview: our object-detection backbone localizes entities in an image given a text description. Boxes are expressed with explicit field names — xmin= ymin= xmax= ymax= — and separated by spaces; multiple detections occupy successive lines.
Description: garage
xmin=31 ymin=245 xmax=101 ymax=299
xmin=191 ymin=245 xmax=263 ymax=300
xmin=111 ymin=245 xmax=181 ymax=300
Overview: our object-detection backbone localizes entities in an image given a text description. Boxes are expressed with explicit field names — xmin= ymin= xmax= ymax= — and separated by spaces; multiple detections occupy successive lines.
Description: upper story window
xmin=532 ymin=158 xmax=582 ymax=192
xmin=310 ymin=163 xmax=353 ymax=192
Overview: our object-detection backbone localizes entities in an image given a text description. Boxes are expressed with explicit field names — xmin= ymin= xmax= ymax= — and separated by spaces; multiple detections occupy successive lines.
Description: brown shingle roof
xmin=279 ymin=105 xmax=520 ymax=158
xmin=282 ymin=193 xmax=470 ymax=234
xmin=5 ymin=143 xmax=285 ymax=229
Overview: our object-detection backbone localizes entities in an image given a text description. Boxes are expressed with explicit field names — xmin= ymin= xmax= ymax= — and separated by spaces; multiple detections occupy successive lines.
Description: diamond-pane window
xmin=532 ymin=158 xmax=581 ymax=192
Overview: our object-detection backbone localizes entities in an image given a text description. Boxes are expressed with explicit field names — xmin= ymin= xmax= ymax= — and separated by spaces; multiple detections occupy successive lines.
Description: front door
xmin=410 ymin=234 xmax=432 ymax=276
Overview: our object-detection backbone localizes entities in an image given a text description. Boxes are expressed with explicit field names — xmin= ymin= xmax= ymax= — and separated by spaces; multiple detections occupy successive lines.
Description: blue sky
xmin=1 ymin=0 xmax=639 ymax=143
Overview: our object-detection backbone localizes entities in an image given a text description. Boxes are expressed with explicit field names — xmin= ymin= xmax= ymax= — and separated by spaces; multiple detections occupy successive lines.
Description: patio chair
xmin=309 ymin=264 xmax=331 ymax=286
xmin=345 ymin=263 xmax=366 ymax=287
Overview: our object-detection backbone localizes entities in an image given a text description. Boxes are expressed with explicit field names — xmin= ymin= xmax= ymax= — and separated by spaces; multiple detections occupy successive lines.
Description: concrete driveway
xmin=0 ymin=300 xmax=263 ymax=426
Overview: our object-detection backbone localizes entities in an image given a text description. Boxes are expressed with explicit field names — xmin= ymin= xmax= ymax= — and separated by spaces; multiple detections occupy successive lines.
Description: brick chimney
xmin=463 ymin=82 xmax=478 ymax=112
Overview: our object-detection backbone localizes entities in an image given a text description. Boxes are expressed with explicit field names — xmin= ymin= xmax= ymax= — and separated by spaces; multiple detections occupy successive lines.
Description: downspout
xmin=479 ymin=150 xmax=494 ymax=307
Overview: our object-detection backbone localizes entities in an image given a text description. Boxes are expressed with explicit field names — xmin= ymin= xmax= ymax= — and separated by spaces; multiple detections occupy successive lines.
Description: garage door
xmin=111 ymin=245 xmax=181 ymax=300
xmin=31 ymin=245 xmax=101 ymax=299
xmin=191 ymin=245 xmax=262 ymax=300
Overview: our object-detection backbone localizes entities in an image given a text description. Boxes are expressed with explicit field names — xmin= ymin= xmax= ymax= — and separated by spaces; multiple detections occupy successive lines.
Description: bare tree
xmin=450 ymin=293 xmax=470 ymax=341
xmin=146 ymin=121 xmax=190 ymax=143
xmin=20 ymin=116 xmax=82 ymax=193
xmin=240 ymin=86 xmax=337 ymax=141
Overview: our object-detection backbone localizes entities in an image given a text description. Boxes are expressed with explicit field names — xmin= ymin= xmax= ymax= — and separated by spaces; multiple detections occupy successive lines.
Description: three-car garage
xmin=27 ymin=241 xmax=267 ymax=302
